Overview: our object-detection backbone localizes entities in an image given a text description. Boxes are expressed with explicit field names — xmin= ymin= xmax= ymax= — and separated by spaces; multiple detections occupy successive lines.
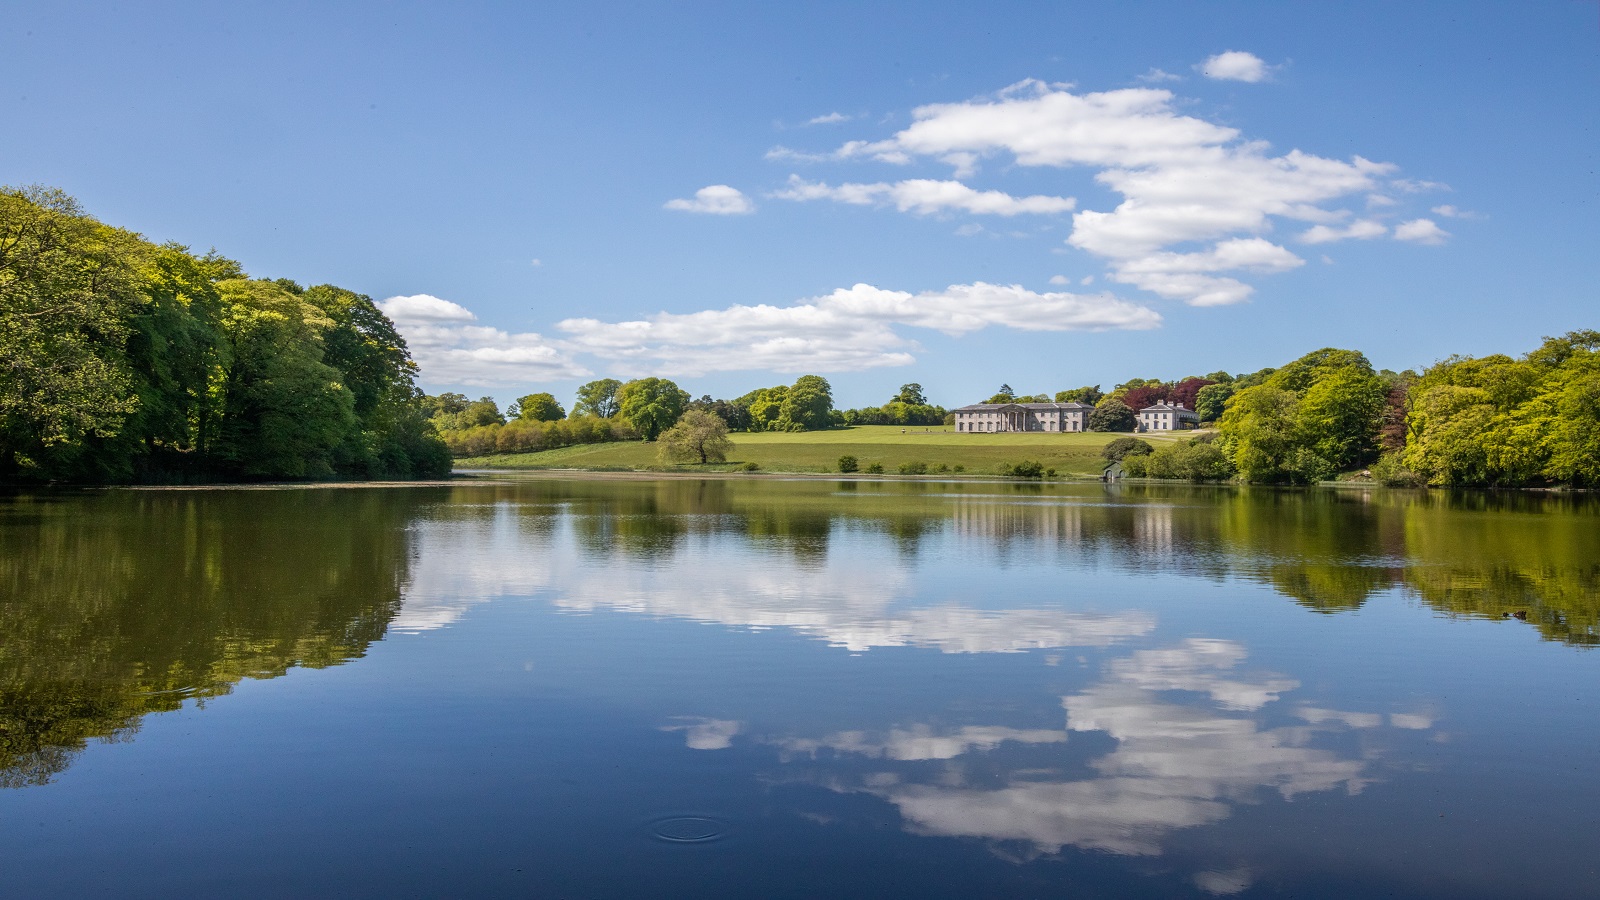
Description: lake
xmin=1 ymin=475 xmax=1596 ymax=898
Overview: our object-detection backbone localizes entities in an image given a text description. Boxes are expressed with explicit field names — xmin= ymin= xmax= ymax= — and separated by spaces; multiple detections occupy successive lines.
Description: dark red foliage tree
xmin=1168 ymin=377 xmax=1215 ymax=410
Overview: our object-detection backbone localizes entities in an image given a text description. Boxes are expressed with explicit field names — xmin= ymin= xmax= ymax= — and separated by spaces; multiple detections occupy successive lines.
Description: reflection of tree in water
xmin=0 ymin=488 xmax=426 ymax=787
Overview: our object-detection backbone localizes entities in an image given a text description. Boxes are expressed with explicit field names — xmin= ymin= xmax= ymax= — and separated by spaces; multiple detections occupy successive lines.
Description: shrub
xmin=952 ymin=464 xmax=965 ymax=473
xmin=1045 ymin=467 xmax=1057 ymax=477
xmin=898 ymin=461 xmax=929 ymax=475
xmin=837 ymin=455 xmax=859 ymax=473
xmin=1370 ymin=452 xmax=1426 ymax=487
xmin=930 ymin=463 xmax=950 ymax=474
xmin=1102 ymin=437 xmax=1154 ymax=461
xmin=1001 ymin=459 xmax=1044 ymax=478
xmin=739 ymin=461 xmax=760 ymax=472
xmin=865 ymin=462 xmax=884 ymax=474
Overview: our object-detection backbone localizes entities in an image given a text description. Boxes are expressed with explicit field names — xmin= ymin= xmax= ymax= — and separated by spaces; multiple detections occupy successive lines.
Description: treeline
xmin=1083 ymin=333 xmax=1600 ymax=488
xmin=0 ymin=186 xmax=450 ymax=482
xmin=435 ymin=374 xmax=955 ymax=457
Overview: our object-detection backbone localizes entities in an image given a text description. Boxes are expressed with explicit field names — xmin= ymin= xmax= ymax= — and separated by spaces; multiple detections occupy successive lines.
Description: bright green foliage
xmin=573 ymin=378 xmax=622 ymax=418
xmin=1088 ymin=399 xmax=1136 ymax=432
xmin=1195 ymin=383 xmax=1233 ymax=422
xmin=0 ymin=186 xmax=447 ymax=482
xmin=1055 ymin=385 xmax=1104 ymax=405
xmin=1215 ymin=348 xmax=1385 ymax=483
xmin=656 ymin=409 xmax=733 ymax=464
xmin=515 ymin=392 xmax=566 ymax=422
xmin=837 ymin=455 xmax=858 ymax=473
xmin=998 ymin=459 xmax=1044 ymax=478
xmin=1402 ymin=332 xmax=1600 ymax=486
xmin=1101 ymin=437 xmax=1154 ymax=461
xmin=778 ymin=375 xmax=834 ymax=431
xmin=1126 ymin=437 xmax=1236 ymax=481
xmin=893 ymin=383 xmax=927 ymax=405
xmin=617 ymin=377 xmax=690 ymax=441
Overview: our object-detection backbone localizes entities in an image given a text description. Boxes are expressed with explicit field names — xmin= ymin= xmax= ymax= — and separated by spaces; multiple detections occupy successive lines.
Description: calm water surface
xmin=1 ymin=476 xmax=1596 ymax=898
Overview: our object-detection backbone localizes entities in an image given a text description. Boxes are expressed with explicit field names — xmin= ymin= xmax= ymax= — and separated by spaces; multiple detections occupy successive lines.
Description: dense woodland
xmin=6 ymin=187 xmax=1595 ymax=487
xmin=0 ymin=187 xmax=450 ymax=482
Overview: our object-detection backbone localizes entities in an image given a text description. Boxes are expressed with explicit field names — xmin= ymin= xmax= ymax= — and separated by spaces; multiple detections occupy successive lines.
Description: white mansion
xmin=1137 ymin=401 xmax=1199 ymax=432
xmin=952 ymin=400 xmax=1199 ymax=433
xmin=952 ymin=402 xmax=1092 ymax=433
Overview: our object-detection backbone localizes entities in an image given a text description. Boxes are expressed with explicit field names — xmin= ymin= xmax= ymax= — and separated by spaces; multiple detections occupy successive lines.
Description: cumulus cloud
xmin=378 ymin=294 xmax=587 ymax=387
xmin=1298 ymin=219 xmax=1388 ymax=244
xmin=1138 ymin=68 xmax=1182 ymax=84
xmin=664 ymin=184 xmax=755 ymax=214
xmin=771 ymin=175 xmax=1075 ymax=216
xmin=557 ymin=282 xmax=1160 ymax=376
xmin=1393 ymin=218 xmax=1450 ymax=244
xmin=1199 ymin=51 xmax=1270 ymax=83
xmin=773 ymin=79 xmax=1428 ymax=306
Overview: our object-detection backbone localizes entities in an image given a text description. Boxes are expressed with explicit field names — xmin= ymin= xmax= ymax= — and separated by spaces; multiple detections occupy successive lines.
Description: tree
xmin=1216 ymin=385 xmax=1318 ymax=483
xmin=1122 ymin=383 xmax=1171 ymax=411
xmin=1297 ymin=368 xmax=1386 ymax=470
xmin=779 ymin=375 xmax=834 ymax=430
xmin=1088 ymin=399 xmax=1136 ymax=432
xmin=656 ymin=410 xmax=733 ymax=464
xmin=1195 ymin=383 xmax=1234 ymax=422
xmin=617 ymin=377 xmax=689 ymax=440
xmin=0 ymin=186 xmax=147 ymax=477
xmin=573 ymin=378 xmax=622 ymax=418
xmin=894 ymin=383 xmax=927 ymax=405
xmin=1168 ymin=377 xmax=1215 ymax=410
xmin=985 ymin=384 xmax=1016 ymax=404
xmin=1101 ymin=437 xmax=1153 ymax=461
xmin=515 ymin=392 xmax=565 ymax=422
xmin=1055 ymin=385 xmax=1104 ymax=405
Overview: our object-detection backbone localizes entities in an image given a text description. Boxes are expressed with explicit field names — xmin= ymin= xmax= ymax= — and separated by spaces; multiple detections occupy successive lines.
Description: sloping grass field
xmin=457 ymin=425 xmax=1193 ymax=476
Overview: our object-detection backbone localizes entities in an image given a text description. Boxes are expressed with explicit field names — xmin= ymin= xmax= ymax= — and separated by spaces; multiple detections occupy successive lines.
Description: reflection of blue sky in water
xmin=673 ymin=638 xmax=1434 ymax=883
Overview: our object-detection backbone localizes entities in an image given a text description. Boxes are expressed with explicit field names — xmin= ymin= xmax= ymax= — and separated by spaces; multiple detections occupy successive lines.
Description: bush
xmin=739 ymin=461 xmax=760 ymax=472
xmin=1000 ymin=459 xmax=1044 ymax=478
xmin=1102 ymin=437 xmax=1154 ymax=461
xmin=897 ymin=461 xmax=929 ymax=475
xmin=1088 ymin=399 xmax=1137 ymax=432
xmin=1370 ymin=452 xmax=1425 ymax=487
xmin=930 ymin=463 xmax=950 ymax=474
xmin=865 ymin=462 xmax=884 ymax=474
xmin=951 ymin=464 xmax=965 ymax=473
xmin=1127 ymin=438 xmax=1236 ymax=481
xmin=837 ymin=455 xmax=858 ymax=473
xmin=1045 ymin=467 xmax=1057 ymax=477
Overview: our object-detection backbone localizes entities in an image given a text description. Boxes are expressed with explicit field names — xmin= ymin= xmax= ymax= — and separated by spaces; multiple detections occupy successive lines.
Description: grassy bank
xmin=455 ymin=425 xmax=1191 ymax=476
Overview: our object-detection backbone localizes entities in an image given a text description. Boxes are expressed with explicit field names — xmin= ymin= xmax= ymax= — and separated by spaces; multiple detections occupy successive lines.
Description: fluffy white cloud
xmin=1199 ymin=51 xmax=1270 ymax=83
xmin=378 ymin=294 xmax=587 ymax=387
xmin=772 ymin=175 xmax=1075 ymax=216
xmin=1298 ymin=219 xmax=1388 ymax=244
xmin=664 ymin=184 xmax=755 ymax=214
xmin=771 ymin=175 xmax=1075 ymax=217
xmin=558 ymin=282 xmax=1161 ymax=376
xmin=778 ymin=79 xmax=1424 ymax=306
xmin=1111 ymin=238 xmax=1305 ymax=307
xmin=1394 ymin=218 xmax=1450 ymax=244
xmin=1431 ymin=204 xmax=1483 ymax=220
xmin=806 ymin=111 xmax=851 ymax=125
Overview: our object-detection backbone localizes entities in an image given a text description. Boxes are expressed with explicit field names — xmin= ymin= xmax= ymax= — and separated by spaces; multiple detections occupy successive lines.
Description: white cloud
xmin=1110 ymin=238 xmax=1305 ymax=307
xmin=772 ymin=175 xmax=1075 ymax=216
xmin=661 ymin=718 xmax=742 ymax=750
xmin=806 ymin=111 xmax=852 ymax=125
xmin=1394 ymin=218 xmax=1450 ymax=244
xmin=778 ymin=725 xmax=1066 ymax=762
xmin=664 ymin=184 xmax=755 ymax=215
xmin=378 ymin=294 xmax=588 ymax=387
xmin=1431 ymin=204 xmax=1483 ymax=220
xmin=1049 ymin=274 xmax=1071 ymax=285
xmin=779 ymin=79 xmax=1414 ymax=305
xmin=1391 ymin=178 xmax=1449 ymax=193
xmin=1138 ymin=68 xmax=1183 ymax=84
xmin=530 ymin=258 xmax=543 ymax=267
xmin=1298 ymin=219 xmax=1387 ymax=244
xmin=1199 ymin=51 xmax=1270 ymax=83
xmin=558 ymin=281 xmax=1160 ymax=376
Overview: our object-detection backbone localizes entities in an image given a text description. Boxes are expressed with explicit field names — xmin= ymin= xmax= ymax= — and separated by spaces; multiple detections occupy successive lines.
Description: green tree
xmin=656 ymin=409 xmax=733 ymax=464
xmin=778 ymin=374 xmax=834 ymax=431
xmin=573 ymin=378 xmax=622 ymax=418
xmin=0 ymin=186 xmax=148 ymax=477
xmin=985 ymin=384 xmax=1016 ymax=404
xmin=1055 ymin=385 xmax=1104 ymax=405
xmin=1101 ymin=437 xmax=1153 ymax=461
xmin=1195 ymin=382 xmax=1234 ymax=422
xmin=1088 ymin=398 xmax=1136 ymax=432
xmin=617 ymin=377 xmax=689 ymax=440
xmin=1297 ymin=368 xmax=1386 ymax=470
xmin=894 ymin=383 xmax=927 ymax=405
xmin=514 ymin=392 xmax=566 ymax=422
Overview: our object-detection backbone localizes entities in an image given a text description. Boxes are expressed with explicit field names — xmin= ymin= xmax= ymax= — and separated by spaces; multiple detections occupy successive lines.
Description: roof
xmin=953 ymin=402 xmax=1092 ymax=412
xmin=1139 ymin=402 xmax=1198 ymax=415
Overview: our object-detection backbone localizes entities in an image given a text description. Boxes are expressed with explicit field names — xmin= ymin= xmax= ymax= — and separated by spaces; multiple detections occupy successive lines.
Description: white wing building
xmin=952 ymin=402 xmax=1092 ymax=433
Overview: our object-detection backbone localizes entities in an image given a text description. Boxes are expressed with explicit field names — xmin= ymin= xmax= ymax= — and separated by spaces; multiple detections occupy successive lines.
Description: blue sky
xmin=5 ymin=2 xmax=1597 ymax=408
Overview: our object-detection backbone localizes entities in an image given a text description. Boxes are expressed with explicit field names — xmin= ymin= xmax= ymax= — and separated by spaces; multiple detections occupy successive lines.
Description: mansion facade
xmin=953 ymin=402 xmax=1092 ymax=433
xmin=1136 ymin=401 xmax=1199 ymax=431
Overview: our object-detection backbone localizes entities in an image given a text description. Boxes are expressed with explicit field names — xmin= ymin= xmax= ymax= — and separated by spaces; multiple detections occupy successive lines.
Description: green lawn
xmin=457 ymin=425 xmax=1196 ymax=476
